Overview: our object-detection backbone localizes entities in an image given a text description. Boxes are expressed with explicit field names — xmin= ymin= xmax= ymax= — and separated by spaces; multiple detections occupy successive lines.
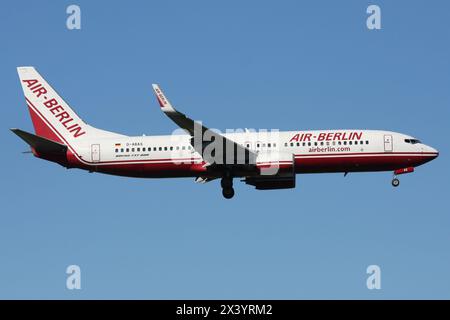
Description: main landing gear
xmin=221 ymin=174 xmax=234 ymax=199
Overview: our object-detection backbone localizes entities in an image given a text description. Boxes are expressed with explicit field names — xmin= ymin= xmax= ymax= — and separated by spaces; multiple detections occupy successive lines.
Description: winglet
xmin=152 ymin=84 xmax=176 ymax=112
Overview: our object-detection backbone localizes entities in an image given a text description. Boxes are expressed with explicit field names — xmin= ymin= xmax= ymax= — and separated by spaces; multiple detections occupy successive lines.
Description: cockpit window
xmin=405 ymin=139 xmax=421 ymax=144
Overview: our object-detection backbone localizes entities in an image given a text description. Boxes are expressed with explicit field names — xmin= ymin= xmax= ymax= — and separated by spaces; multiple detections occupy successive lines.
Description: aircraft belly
xmin=295 ymin=154 xmax=430 ymax=173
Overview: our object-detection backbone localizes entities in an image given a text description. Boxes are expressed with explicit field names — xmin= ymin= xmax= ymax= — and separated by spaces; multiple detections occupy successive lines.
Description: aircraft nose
xmin=428 ymin=146 xmax=439 ymax=158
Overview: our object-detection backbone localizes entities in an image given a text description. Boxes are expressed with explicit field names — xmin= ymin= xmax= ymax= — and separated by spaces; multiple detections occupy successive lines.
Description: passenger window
xmin=308 ymin=142 xmax=311 ymax=146
xmin=126 ymin=148 xmax=129 ymax=152
xmin=115 ymin=149 xmax=118 ymax=153
xmin=120 ymin=148 xmax=124 ymax=152
xmin=246 ymin=144 xmax=250 ymax=148
xmin=159 ymin=147 xmax=162 ymax=151
xmin=349 ymin=141 xmax=352 ymax=145
xmin=131 ymin=148 xmax=135 ymax=152
xmin=290 ymin=143 xmax=294 ymax=147
xmin=302 ymin=142 xmax=306 ymax=147
xmin=137 ymin=148 xmax=140 ymax=152
xmin=164 ymin=147 xmax=167 ymax=151
xmin=153 ymin=147 xmax=157 ymax=151
xmin=314 ymin=142 xmax=318 ymax=146
xmin=182 ymin=146 xmax=186 ymax=150
xmin=366 ymin=141 xmax=369 ymax=145
xmin=284 ymin=143 xmax=288 ymax=147
xmin=268 ymin=143 xmax=271 ymax=148
xmin=257 ymin=144 xmax=260 ymax=148
xmin=343 ymin=141 xmax=347 ymax=145
xmin=176 ymin=146 xmax=180 ymax=150
xmin=170 ymin=146 xmax=173 ymax=151
xmin=273 ymin=143 xmax=277 ymax=148
xmin=320 ymin=142 xmax=324 ymax=146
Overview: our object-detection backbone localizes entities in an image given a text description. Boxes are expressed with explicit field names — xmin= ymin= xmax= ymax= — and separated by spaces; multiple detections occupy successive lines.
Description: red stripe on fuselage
xmin=295 ymin=152 xmax=437 ymax=157
xmin=294 ymin=154 xmax=435 ymax=174
xmin=24 ymin=98 xmax=437 ymax=177
xmin=86 ymin=153 xmax=436 ymax=178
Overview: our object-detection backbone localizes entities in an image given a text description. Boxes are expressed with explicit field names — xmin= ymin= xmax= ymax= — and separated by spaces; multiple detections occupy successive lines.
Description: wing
xmin=152 ymin=84 xmax=257 ymax=169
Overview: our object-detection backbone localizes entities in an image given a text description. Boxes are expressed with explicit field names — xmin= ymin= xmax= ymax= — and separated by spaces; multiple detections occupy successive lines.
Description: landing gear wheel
xmin=221 ymin=177 xmax=233 ymax=189
xmin=222 ymin=187 xmax=235 ymax=199
xmin=392 ymin=178 xmax=400 ymax=187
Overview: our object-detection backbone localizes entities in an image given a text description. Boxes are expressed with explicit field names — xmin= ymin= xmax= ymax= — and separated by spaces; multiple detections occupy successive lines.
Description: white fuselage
xmin=67 ymin=129 xmax=438 ymax=178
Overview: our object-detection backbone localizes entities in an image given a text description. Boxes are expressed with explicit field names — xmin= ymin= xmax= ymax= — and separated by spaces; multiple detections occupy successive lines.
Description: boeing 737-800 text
xmin=11 ymin=67 xmax=438 ymax=199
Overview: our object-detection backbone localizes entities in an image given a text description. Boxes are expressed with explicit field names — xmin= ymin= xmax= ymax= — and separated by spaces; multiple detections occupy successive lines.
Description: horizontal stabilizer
xmin=10 ymin=128 xmax=67 ymax=155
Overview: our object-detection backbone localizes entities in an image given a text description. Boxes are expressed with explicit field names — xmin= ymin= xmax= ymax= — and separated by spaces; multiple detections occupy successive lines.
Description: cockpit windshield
xmin=404 ymin=139 xmax=421 ymax=144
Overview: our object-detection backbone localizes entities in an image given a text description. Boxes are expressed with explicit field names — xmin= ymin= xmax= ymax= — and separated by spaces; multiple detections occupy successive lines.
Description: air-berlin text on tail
xmin=22 ymin=79 xmax=86 ymax=138
xmin=289 ymin=131 xmax=363 ymax=142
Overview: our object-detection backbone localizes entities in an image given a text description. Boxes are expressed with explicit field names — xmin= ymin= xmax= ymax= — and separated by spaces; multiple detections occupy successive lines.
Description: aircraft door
xmin=384 ymin=135 xmax=393 ymax=152
xmin=91 ymin=144 xmax=100 ymax=162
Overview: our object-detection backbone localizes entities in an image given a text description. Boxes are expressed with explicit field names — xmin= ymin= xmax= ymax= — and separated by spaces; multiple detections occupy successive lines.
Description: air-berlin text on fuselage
xmin=289 ymin=131 xmax=363 ymax=142
xmin=22 ymin=79 xmax=86 ymax=138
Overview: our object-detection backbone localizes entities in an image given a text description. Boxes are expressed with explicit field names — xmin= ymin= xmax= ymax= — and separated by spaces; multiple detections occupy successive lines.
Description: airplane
xmin=11 ymin=67 xmax=439 ymax=199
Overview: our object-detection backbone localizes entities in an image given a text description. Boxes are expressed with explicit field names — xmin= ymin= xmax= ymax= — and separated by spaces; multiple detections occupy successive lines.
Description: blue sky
xmin=0 ymin=0 xmax=449 ymax=299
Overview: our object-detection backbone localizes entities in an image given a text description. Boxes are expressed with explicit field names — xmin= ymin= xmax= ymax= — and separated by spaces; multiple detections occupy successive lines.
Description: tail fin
xmin=17 ymin=67 xmax=124 ymax=146
xmin=17 ymin=67 xmax=90 ymax=145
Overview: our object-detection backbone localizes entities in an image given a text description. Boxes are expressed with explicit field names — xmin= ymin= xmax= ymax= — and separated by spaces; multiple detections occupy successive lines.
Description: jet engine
xmin=244 ymin=152 xmax=296 ymax=190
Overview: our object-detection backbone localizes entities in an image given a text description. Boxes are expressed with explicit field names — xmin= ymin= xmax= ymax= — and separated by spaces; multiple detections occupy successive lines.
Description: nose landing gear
xmin=392 ymin=178 xmax=400 ymax=187
xmin=391 ymin=167 xmax=414 ymax=187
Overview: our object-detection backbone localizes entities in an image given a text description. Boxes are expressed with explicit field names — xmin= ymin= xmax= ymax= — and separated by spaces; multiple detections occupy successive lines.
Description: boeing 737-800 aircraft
xmin=12 ymin=67 xmax=438 ymax=198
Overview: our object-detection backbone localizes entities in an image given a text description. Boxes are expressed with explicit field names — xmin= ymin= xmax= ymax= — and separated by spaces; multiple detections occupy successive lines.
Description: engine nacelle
xmin=245 ymin=152 xmax=296 ymax=190
xmin=245 ymin=173 xmax=295 ymax=190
